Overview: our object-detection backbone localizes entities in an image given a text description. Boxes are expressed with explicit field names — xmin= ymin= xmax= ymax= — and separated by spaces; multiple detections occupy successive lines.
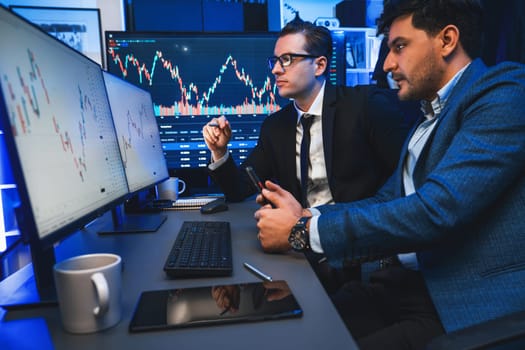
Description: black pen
xmin=243 ymin=262 xmax=273 ymax=282
xmin=208 ymin=123 xmax=219 ymax=127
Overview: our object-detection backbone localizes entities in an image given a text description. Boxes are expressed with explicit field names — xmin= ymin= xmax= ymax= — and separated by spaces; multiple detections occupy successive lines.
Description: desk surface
xmin=0 ymin=202 xmax=357 ymax=350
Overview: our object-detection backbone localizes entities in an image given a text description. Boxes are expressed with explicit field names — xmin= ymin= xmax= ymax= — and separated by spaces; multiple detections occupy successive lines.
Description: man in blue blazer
xmin=254 ymin=0 xmax=525 ymax=349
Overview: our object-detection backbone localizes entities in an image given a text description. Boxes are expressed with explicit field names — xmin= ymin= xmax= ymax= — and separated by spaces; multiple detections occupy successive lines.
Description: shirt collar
xmin=295 ymin=81 xmax=326 ymax=124
xmin=420 ymin=62 xmax=470 ymax=120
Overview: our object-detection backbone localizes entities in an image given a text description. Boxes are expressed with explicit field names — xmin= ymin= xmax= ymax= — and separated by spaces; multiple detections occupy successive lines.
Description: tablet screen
xmin=129 ymin=280 xmax=303 ymax=332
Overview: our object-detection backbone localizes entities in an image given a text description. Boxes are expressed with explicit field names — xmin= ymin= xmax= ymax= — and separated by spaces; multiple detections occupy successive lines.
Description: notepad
xmin=163 ymin=197 xmax=221 ymax=210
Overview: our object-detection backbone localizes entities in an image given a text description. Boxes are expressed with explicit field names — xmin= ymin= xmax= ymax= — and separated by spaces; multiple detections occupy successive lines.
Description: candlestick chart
xmin=4 ymin=49 xmax=95 ymax=182
xmin=106 ymin=36 xmax=286 ymax=118
xmin=119 ymin=106 xmax=146 ymax=169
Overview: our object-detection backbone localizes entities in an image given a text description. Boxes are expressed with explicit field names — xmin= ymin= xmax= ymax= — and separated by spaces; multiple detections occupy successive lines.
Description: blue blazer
xmin=317 ymin=59 xmax=525 ymax=332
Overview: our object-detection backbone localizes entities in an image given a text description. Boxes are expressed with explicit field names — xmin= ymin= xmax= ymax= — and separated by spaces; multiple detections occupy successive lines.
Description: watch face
xmin=289 ymin=217 xmax=309 ymax=252
xmin=289 ymin=229 xmax=307 ymax=251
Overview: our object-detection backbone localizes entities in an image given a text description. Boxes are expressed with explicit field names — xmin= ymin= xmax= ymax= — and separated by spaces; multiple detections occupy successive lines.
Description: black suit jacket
xmin=210 ymin=83 xmax=418 ymax=203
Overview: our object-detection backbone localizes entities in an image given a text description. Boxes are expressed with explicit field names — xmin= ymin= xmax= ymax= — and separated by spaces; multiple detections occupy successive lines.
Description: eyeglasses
xmin=267 ymin=53 xmax=319 ymax=70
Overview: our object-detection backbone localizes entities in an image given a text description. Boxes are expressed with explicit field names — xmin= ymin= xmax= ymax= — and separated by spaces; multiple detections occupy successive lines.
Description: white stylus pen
xmin=243 ymin=262 xmax=273 ymax=282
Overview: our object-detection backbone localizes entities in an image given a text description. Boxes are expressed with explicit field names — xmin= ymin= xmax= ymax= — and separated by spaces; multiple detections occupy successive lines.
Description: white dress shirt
xmin=294 ymin=82 xmax=334 ymax=207
xmin=210 ymin=82 xmax=334 ymax=207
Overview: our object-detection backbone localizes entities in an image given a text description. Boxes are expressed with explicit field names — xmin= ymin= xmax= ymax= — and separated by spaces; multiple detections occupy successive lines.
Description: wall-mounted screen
xmin=105 ymin=31 xmax=290 ymax=189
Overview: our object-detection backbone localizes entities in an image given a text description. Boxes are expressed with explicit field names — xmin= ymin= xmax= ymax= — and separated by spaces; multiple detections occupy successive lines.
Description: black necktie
xmin=300 ymin=114 xmax=314 ymax=207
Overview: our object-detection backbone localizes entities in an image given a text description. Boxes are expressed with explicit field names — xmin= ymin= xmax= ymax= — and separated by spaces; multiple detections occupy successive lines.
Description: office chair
xmin=426 ymin=309 xmax=525 ymax=350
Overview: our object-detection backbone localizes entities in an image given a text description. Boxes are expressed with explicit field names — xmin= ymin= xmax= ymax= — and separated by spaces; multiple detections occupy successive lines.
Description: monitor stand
xmin=97 ymin=204 xmax=167 ymax=235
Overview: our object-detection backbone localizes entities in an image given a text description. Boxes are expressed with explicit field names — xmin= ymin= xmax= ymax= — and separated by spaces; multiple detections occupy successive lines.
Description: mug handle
xmin=178 ymin=179 xmax=186 ymax=194
xmin=91 ymin=272 xmax=109 ymax=317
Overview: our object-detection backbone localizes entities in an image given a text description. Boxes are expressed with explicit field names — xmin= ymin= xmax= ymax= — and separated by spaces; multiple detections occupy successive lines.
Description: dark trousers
xmin=330 ymin=264 xmax=445 ymax=350
xmin=304 ymin=251 xmax=361 ymax=294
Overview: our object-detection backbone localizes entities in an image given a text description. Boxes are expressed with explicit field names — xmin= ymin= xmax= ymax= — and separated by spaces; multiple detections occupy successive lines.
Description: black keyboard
xmin=163 ymin=221 xmax=232 ymax=278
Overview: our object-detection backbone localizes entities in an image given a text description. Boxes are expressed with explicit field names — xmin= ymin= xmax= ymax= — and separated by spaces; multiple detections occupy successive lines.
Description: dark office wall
xmin=243 ymin=2 xmax=268 ymax=32
xmin=481 ymin=0 xmax=525 ymax=65
xmin=336 ymin=0 xmax=367 ymax=27
xmin=131 ymin=0 xmax=204 ymax=31
xmin=129 ymin=0 xmax=268 ymax=32
xmin=203 ymin=1 xmax=243 ymax=31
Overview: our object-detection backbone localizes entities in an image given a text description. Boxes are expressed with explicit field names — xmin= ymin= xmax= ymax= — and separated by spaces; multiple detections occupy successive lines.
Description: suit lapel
xmin=411 ymin=60 xmax=485 ymax=187
xmin=322 ymin=84 xmax=337 ymax=182
xmin=279 ymin=105 xmax=302 ymax=196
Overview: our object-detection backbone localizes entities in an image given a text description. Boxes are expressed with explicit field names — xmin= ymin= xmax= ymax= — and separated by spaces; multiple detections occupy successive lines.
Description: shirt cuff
xmin=208 ymin=150 xmax=229 ymax=170
xmin=308 ymin=208 xmax=324 ymax=254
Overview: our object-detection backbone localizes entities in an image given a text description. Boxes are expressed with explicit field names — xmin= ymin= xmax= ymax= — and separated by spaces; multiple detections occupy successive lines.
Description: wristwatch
xmin=288 ymin=217 xmax=311 ymax=252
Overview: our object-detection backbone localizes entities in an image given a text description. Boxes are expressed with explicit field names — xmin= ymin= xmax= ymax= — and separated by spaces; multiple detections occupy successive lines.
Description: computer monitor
xmin=101 ymin=70 xmax=169 ymax=232
xmin=0 ymin=5 xmax=129 ymax=305
xmin=105 ymin=31 xmax=290 ymax=191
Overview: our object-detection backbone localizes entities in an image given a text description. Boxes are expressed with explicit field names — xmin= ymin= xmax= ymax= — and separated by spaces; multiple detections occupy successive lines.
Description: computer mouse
xmin=200 ymin=198 xmax=228 ymax=214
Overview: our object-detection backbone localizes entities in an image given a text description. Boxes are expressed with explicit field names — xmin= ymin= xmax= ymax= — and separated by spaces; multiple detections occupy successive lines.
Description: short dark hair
xmin=377 ymin=0 xmax=484 ymax=59
xmin=279 ymin=18 xmax=332 ymax=76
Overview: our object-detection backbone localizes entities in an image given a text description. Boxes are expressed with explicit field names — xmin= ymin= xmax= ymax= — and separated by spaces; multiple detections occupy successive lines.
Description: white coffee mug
xmin=53 ymin=253 xmax=122 ymax=334
xmin=157 ymin=177 xmax=186 ymax=201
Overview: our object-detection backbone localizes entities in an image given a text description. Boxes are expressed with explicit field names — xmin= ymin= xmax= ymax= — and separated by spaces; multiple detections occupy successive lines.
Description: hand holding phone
xmin=245 ymin=166 xmax=273 ymax=207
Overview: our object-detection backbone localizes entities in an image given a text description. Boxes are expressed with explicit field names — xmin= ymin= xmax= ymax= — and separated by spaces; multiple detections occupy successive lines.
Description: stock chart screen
xmin=105 ymin=32 xmax=290 ymax=170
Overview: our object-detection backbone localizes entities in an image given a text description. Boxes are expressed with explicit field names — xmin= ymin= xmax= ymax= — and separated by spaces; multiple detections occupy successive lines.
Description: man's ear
xmin=439 ymin=24 xmax=460 ymax=58
xmin=314 ymin=56 xmax=328 ymax=77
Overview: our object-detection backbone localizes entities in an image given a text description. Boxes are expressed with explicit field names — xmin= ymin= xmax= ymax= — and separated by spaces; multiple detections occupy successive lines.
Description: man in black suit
xmin=202 ymin=18 xmax=417 ymax=291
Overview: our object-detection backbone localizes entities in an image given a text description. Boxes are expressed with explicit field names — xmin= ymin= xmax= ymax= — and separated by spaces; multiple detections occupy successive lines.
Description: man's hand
xmin=254 ymin=181 xmax=307 ymax=252
xmin=202 ymin=116 xmax=232 ymax=161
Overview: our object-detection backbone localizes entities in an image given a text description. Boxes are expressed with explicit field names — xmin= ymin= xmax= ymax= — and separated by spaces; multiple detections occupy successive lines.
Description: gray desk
xmin=0 ymin=202 xmax=358 ymax=350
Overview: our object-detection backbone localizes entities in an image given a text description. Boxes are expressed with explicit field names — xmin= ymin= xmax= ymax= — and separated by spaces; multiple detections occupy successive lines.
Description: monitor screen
xmin=105 ymin=31 xmax=290 ymax=187
xmin=0 ymin=5 xmax=128 ymax=301
xmin=330 ymin=27 xmax=381 ymax=86
xmin=102 ymin=71 xmax=169 ymax=194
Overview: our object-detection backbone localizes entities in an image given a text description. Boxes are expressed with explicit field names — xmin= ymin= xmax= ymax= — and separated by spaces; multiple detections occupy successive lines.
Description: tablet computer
xmin=129 ymin=280 xmax=302 ymax=332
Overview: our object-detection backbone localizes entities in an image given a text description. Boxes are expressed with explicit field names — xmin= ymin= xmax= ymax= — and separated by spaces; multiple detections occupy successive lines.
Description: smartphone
xmin=245 ymin=166 xmax=273 ymax=207
xmin=245 ymin=166 xmax=265 ymax=193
